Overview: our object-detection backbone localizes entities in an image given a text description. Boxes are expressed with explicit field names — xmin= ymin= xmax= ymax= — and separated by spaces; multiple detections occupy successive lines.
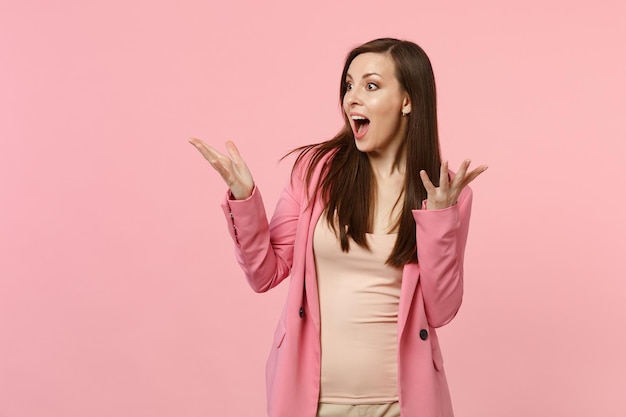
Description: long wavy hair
xmin=288 ymin=38 xmax=442 ymax=267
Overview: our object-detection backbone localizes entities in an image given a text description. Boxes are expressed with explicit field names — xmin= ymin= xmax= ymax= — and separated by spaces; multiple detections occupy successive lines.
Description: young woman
xmin=189 ymin=38 xmax=487 ymax=417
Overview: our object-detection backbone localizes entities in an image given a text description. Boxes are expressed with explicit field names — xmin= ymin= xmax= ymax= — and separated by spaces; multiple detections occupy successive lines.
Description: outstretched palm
xmin=188 ymin=138 xmax=254 ymax=200
xmin=420 ymin=160 xmax=487 ymax=210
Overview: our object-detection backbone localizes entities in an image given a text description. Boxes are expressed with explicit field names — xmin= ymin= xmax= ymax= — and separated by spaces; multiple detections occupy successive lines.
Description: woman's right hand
xmin=188 ymin=138 xmax=254 ymax=200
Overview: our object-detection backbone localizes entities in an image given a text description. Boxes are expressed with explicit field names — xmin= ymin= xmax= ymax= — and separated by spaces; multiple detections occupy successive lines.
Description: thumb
xmin=225 ymin=141 xmax=244 ymax=163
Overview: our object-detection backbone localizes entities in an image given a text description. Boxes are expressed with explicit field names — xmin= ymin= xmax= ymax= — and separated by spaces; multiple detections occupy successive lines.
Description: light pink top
xmin=313 ymin=216 xmax=403 ymax=404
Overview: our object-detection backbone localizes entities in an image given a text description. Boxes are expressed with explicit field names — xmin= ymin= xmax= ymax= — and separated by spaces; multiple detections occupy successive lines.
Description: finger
xmin=449 ymin=159 xmax=470 ymax=191
xmin=188 ymin=137 xmax=210 ymax=154
xmin=211 ymin=156 xmax=234 ymax=179
xmin=188 ymin=137 xmax=206 ymax=145
xmin=188 ymin=137 xmax=212 ymax=155
xmin=225 ymin=141 xmax=251 ymax=176
xmin=188 ymin=138 xmax=236 ymax=179
xmin=202 ymin=144 xmax=221 ymax=161
xmin=225 ymin=141 xmax=242 ymax=162
xmin=419 ymin=170 xmax=436 ymax=194
xmin=460 ymin=165 xmax=488 ymax=187
xmin=189 ymin=138 xmax=225 ymax=164
xmin=189 ymin=138 xmax=210 ymax=159
xmin=456 ymin=159 xmax=471 ymax=181
xmin=439 ymin=160 xmax=449 ymax=189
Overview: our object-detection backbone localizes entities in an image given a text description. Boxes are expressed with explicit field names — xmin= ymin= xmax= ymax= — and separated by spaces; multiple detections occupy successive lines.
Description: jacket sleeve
xmin=220 ymin=167 xmax=305 ymax=293
xmin=412 ymin=186 xmax=473 ymax=328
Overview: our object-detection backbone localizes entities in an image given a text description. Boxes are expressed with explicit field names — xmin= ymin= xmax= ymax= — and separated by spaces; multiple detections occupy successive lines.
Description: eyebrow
xmin=346 ymin=72 xmax=383 ymax=79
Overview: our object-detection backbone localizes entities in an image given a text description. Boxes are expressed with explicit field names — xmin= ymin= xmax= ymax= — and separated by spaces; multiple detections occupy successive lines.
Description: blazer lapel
xmin=303 ymin=200 xmax=324 ymax=333
xmin=398 ymin=263 xmax=420 ymax=340
xmin=299 ymin=154 xmax=332 ymax=334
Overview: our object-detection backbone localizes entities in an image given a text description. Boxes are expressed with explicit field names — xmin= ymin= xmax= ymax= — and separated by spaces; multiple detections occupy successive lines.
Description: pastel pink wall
xmin=1 ymin=0 xmax=625 ymax=416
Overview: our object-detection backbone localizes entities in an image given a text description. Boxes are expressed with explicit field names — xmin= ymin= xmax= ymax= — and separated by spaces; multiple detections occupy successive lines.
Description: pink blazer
xmin=221 ymin=154 xmax=473 ymax=417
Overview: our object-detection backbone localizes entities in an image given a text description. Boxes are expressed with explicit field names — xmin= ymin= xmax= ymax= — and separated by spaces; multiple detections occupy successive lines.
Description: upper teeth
xmin=352 ymin=115 xmax=366 ymax=120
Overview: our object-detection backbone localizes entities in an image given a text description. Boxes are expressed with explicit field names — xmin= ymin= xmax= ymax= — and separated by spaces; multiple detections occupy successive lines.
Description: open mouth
xmin=351 ymin=115 xmax=370 ymax=137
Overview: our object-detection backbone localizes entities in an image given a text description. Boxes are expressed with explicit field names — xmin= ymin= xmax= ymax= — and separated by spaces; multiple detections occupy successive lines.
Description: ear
xmin=401 ymin=94 xmax=411 ymax=115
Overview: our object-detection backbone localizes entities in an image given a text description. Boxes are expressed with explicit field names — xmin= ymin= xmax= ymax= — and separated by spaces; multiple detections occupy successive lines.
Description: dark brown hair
xmin=289 ymin=38 xmax=442 ymax=267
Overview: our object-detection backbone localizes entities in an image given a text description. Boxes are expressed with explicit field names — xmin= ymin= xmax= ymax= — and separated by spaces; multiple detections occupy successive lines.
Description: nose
xmin=344 ymin=87 xmax=362 ymax=107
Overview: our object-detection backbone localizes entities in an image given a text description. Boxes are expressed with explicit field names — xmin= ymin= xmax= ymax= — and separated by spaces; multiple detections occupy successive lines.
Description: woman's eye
xmin=345 ymin=82 xmax=353 ymax=91
xmin=366 ymin=82 xmax=378 ymax=90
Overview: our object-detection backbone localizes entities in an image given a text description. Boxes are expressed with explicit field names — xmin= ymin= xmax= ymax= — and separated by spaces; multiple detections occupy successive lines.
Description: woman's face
xmin=342 ymin=52 xmax=410 ymax=158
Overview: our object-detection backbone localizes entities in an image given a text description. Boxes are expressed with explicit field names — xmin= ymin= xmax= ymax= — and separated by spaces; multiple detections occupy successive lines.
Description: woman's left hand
xmin=420 ymin=160 xmax=488 ymax=210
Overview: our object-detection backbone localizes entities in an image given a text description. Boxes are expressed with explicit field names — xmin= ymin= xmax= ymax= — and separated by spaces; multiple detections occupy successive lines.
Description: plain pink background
xmin=1 ymin=0 xmax=625 ymax=416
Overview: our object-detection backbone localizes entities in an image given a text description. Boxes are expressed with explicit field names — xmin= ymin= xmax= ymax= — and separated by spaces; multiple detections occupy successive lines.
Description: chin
xmin=354 ymin=140 xmax=371 ymax=154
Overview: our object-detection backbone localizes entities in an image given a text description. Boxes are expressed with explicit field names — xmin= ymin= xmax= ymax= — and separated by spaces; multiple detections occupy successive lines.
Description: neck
xmin=367 ymin=148 xmax=406 ymax=181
